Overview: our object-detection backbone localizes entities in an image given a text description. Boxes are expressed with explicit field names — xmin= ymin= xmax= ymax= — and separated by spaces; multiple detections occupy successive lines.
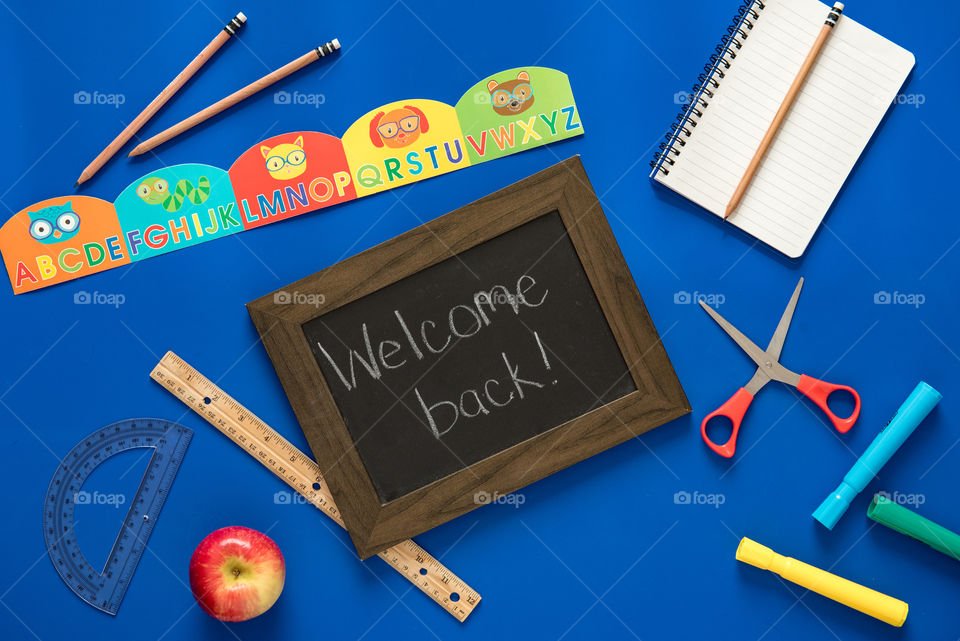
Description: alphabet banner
xmin=0 ymin=67 xmax=582 ymax=294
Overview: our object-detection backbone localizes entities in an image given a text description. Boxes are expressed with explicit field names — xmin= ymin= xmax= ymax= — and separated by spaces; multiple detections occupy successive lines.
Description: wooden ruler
xmin=150 ymin=351 xmax=479 ymax=622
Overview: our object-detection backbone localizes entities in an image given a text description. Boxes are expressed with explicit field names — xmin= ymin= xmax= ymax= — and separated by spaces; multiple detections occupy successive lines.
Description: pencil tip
xmin=74 ymin=181 xmax=80 ymax=187
xmin=724 ymin=202 xmax=736 ymax=219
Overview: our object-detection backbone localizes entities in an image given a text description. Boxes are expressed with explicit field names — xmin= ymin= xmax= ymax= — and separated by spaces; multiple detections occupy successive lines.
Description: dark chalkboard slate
xmin=249 ymin=157 xmax=689 ymax=559
xmin=302 ymin=211 xmax=637 ymax=503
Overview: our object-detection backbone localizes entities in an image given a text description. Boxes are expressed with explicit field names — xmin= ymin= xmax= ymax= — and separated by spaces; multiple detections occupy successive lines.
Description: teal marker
xmin=813 ymin=382 xmax=942 ymax=530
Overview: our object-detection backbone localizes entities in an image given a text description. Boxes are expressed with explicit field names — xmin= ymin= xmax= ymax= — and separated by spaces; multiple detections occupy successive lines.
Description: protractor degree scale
xmin=43 ymin=418 xmax=193 ymax=615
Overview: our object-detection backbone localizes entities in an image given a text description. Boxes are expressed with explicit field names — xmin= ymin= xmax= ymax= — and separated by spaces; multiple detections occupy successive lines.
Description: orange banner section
xmin=0 ymin=196 xmax=129 ymax=294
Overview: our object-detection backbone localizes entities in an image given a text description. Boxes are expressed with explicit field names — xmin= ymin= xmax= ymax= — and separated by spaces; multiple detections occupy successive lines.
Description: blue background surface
xmin=1 ymin=1 xmax=958 ymax=639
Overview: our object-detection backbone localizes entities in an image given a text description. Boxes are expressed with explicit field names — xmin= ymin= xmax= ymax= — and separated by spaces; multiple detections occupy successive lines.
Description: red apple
xmin=189 ymin=526 xmax=285 ymax=622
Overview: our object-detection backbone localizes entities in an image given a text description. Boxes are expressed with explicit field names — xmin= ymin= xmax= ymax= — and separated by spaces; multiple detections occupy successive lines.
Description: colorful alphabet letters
xmin=0 ymin=67 xmax=582 ymax=294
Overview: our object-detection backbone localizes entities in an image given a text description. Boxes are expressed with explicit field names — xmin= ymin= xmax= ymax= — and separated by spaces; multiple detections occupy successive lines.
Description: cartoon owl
xmin=487 ymin=71 xmax=534 ymax=116
xmin=261 ymin=136 xmax=308 ymax=180
xmin=369 ymin=106 xmax=429 ymax=149
xmin=28 ymin=201 xmax=80 ymax=244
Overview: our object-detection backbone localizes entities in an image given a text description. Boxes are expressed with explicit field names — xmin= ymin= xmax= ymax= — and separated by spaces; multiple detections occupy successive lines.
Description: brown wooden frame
xmin=248 ymin=156 xmax=690 ymax=559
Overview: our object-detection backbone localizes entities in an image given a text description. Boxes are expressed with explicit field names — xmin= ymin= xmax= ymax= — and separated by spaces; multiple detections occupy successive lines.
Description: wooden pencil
xmin=75 ymin=12 xmax=246 ymax=186
xmin=724 ymin=2 xmax=844 ymax=218
xmin=128 ymin=39 xmax=341 ymax=156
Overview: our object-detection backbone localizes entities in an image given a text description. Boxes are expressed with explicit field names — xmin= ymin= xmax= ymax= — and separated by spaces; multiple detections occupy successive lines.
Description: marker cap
xmin=813 ymin=481 xmax=859 ymax=530
xmin=868 ymin=494 xmax=960 ymax=561
xmin=735 ymin=537 xmax=775 ymax=570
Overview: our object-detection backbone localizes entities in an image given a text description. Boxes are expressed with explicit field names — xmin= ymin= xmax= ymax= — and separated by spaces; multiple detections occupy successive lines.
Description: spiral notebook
xmin=649 ymin=0 xmax=914 ymax=257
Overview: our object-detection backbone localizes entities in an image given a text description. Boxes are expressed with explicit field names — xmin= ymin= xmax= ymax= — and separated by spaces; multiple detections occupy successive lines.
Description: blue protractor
xmin=42 ymin=418 xmax=193 ymax=615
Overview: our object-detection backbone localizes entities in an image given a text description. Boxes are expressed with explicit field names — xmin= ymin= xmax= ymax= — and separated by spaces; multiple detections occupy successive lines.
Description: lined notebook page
xmin=655 ymin=0 xmax=914 ymax=257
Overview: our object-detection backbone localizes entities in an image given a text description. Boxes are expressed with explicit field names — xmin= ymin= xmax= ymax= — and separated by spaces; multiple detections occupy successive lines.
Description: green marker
xmin=868 ymin=494 xmax=960 ymax=562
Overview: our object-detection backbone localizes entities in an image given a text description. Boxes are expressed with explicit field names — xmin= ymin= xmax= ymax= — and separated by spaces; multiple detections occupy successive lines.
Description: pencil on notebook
xmin=724 ymin=2 xmax=844 ymax=218
xmin=75 ymin=12 xmax=247 ymax=186
xmin=128 ymin=39 xmax=341 ymax=156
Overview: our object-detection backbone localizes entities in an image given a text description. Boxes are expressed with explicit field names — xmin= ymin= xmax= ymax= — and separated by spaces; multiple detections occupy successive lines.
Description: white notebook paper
xmin=649 ymin=0 xmax=914 ymax=257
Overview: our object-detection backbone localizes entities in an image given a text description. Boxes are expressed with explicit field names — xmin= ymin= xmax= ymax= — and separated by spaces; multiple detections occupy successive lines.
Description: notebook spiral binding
xmin=650 ymin=0 xmax=766 ymax=176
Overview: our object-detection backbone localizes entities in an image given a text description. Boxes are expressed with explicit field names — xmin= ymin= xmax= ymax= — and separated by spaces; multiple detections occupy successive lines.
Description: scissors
xmin=699 ymin=277 xmax=860 ymax=458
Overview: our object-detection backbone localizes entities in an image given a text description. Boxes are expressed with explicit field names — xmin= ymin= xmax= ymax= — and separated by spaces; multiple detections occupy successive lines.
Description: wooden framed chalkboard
xmin=248 ymin=156 xmax=689 ymax=559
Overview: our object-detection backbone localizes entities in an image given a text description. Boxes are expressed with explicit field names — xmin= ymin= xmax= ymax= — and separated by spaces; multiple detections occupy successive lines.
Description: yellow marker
xmin=736 ymin=537 xmax=908 ymax=627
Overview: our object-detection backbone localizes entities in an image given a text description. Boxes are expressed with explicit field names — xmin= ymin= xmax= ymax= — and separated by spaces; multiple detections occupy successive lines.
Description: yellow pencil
xmin=725 ymin=2 xmax=844 ymax=218
xmin=75 ymin=12 xmax=246 ymax=186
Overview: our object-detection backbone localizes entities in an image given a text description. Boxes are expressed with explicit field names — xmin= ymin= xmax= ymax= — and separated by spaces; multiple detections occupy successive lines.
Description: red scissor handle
xmin=796 ymin=374 xmax=860 ymax=433
xmin=701 ymin=387 xmax=754 ymax=458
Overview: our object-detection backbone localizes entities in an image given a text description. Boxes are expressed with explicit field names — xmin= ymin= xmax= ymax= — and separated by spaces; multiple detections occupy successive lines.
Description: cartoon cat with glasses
xmin=369 ymin=106 xmax=429 ymax=149
xmin=487 ymin=71 xmax=534 ymax=116
xmin=261 ymin=136 xmax=308 ymax=180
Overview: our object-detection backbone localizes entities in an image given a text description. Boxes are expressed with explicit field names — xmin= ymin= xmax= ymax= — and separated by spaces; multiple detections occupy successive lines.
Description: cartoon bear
xmin=487 ymin=71 xmax=534 ymax=116
xmin=369 ymin=106 xmax=429 ymax=149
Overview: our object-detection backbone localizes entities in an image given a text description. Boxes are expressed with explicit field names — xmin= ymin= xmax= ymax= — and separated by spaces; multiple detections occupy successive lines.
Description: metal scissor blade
xmin=699 ymin=300 xmax=800 ymax=385
xmin=765 ymin=277 xmax=803 ymax=362
xmin=743 ymin=367 xmax=772 ymax=395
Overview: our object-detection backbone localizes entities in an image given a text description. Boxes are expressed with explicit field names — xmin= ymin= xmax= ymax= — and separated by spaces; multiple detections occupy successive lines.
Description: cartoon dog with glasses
xmin=261 ymin=136 xmax=308 ymax=180
xmin=369 ymin=105 xmax=429 ymax=149
xmin=487 ymin=71 xmax=534 ymax=115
